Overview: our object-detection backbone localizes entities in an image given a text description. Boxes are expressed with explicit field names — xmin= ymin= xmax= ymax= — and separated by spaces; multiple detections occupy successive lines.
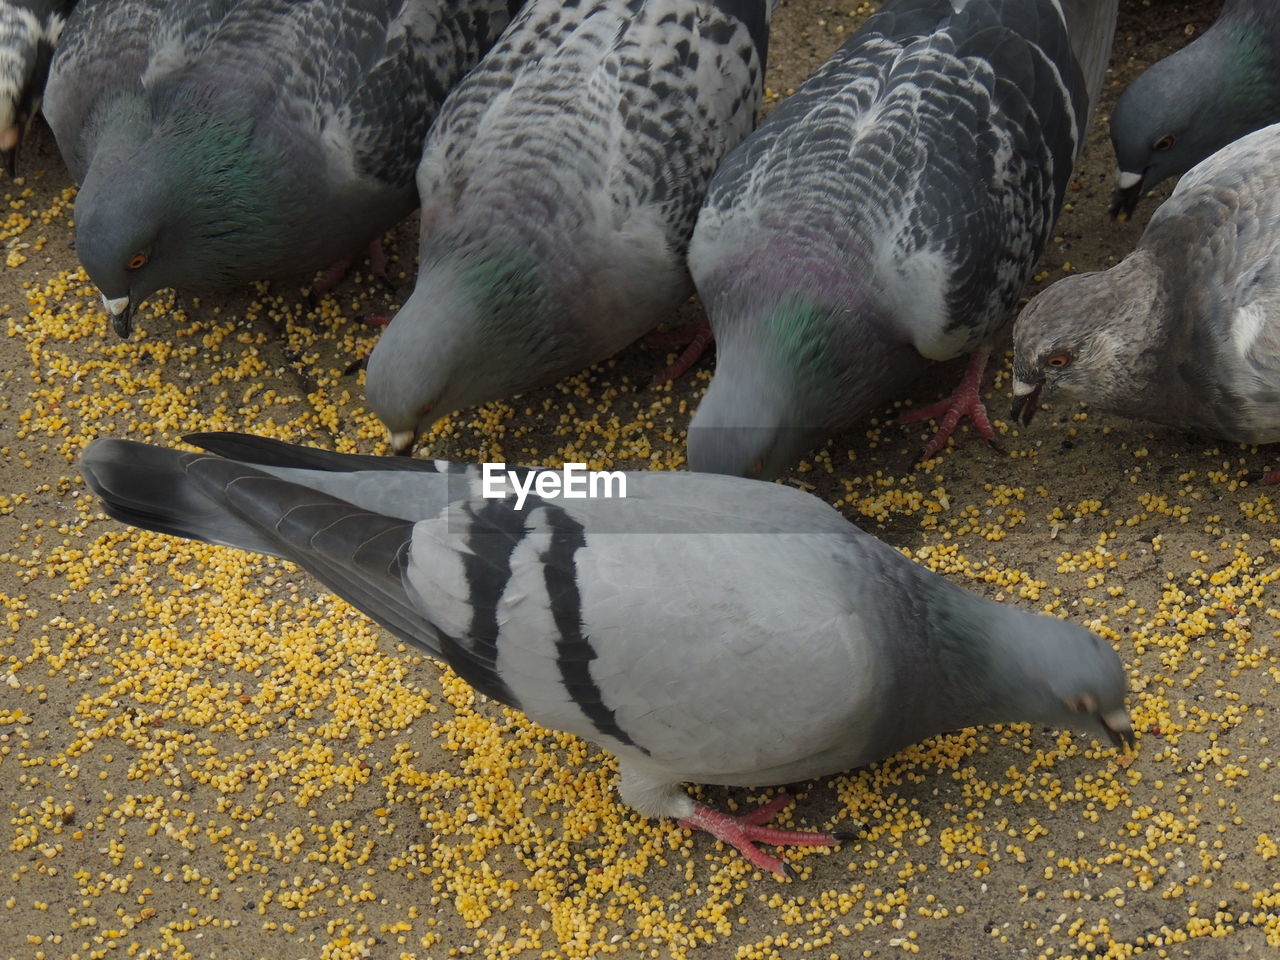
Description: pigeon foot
xmin=678 ymin=792 xmax=843 ymax=878
xmin=647 ymin=320 xmax=713 ymax=387
xmin=898 ymin=349 xmax=1003 ymax=461
xmin=313 ymin=240 xmax=393 ymax=296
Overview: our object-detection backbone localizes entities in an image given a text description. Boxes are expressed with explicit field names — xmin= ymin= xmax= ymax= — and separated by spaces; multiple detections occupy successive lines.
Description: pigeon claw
xmin=645 ymin=319 xmax=713 ymax=387
xmin=679 ymin=792 xmax=844 ymax=879
xmin=899 ymin=349 xmax=1000 ymax=462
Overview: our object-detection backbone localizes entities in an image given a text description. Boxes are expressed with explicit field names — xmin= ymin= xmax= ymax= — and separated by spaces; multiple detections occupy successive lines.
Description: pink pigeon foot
xmin=647 ymin=319 xmax=713 ymax=386
xmin=313 ymin=240 xmax=392 ymax=296
xmin=678 ymin=792 xmax=851 ymax=878
xmin=1261 ymin=469 xmax=1280 ymax=485
xmin=898 ymin=348 xmax=1003 ymax=461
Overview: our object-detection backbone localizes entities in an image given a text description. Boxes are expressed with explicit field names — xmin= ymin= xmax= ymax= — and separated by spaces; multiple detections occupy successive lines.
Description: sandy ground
xmin=6 ymin=1 xmax=1279 ymax=959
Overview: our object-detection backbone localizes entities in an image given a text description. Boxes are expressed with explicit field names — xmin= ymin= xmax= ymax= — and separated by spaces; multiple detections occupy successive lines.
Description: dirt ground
xmin=7 ymin=1 xmax=1279 ymax=959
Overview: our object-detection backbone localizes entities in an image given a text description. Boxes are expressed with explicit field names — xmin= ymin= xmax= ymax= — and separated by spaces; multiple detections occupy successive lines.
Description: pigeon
xmin=685 ymin=0 xmax=1117 ymax=478
xmin=1109 ymin=0 xmax=1280 ymax=220
xmin=81 ymin=431 xmax=1135 ymax=877
xmin=42 ymin=0 xmax=520 ymax=338
xmin=1012 ymin=122 xmax=1280 ymax=453
xmin=0 ymin=0 xmax=73 ymax=175
xmin=363 ymin=0 xmax=771 ymax=455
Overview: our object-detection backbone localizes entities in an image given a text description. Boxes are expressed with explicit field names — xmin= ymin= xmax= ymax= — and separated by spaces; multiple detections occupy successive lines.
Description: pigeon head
xmin=1109 ymin=19 xmax=1276 ymax=219
xmin=74 ymin=98 xmax=290 ymax=337
xmin=1015 ymin=613 xmax=1134 ymax=750
xmin=927 ymin=589 xmax=1134 ymax=751
xmin=366 ymin=247 xmax=561 ymax=454
xmin=1010 ymin=257 xmax=1162 ymax=427
xmin=688 ymin=298 xmax=844 ymax=478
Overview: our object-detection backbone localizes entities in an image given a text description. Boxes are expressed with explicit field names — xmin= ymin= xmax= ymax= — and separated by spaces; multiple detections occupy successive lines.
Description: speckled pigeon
xmin=1013 ymin=123 xmax=1280 ymax=456
xmin=0 ymin=0 xmax=73 ymax=174
xmin=1109 ymin=0 xmax=1280 ymax=219
xmin=81 ymin=431 xmax=1133 ymax=877
xmin=43 ymin=0 xmax=519 ymax=337
xmin=686 ymin=0 xmax=1117 ymax=478
xmin=364 ymin=0 xmax=771 ymax=454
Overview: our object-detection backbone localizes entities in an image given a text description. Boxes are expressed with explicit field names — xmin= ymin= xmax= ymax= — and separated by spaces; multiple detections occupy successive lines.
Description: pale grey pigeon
xmin=364 ymin=0 xmax=771 ymax=455
xmin=81 ymin=431 xmax=1135 ymax=877
xmin=686 ymin=0 xmax=1117 ymax=479
xmin=1109 ymin=0 xmax=1280 ymax=219
xmin=0 ymin=0 xmax=73 ymax=174
xmin=43 ymin=0 xmax=519 ymax=338
xmin=1013 ymin=123 xmax=1280 ymax=457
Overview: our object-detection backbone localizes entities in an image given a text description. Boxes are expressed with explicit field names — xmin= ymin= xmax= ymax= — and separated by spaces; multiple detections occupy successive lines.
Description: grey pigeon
xmin=43 ymin=0 xmax=519 ymax=338
xmin=686 ymin=0 xmax=1117 ymax=478
xmin=364 ymin=0 xmax=770 ymax=455
xmin=1013 ymin=123 xmax=1280 ymax=453
xmin=1109 ymin=0 xmax=1280 ymax=219
xmin=0 ymin=0 xmax=73 ymax=174
xmin=81 ymin=431 xmax=1134 ymax=877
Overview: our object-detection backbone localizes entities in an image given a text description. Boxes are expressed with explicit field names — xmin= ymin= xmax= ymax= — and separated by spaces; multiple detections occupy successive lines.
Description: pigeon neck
xmin=920 ymin=588 xmax=1060 ymax=729
xmin=90 ymin=95 xmax=154 ymax=170
xmin=705 ymin=248 xmax=928 ymax=419
xmin=1218 ymin=18 xmax=1280 ymax=118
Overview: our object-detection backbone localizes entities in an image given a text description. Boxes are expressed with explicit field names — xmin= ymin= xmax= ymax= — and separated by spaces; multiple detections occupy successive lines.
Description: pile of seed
xmin=4 ymin=2 xmax=1280 ymax=954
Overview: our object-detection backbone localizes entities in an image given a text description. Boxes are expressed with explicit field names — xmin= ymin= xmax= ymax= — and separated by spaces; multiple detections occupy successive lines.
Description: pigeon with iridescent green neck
xmin=364 ymin=0 xmax=771 ymax=454
xmin=43 ymin=0 xmax=518 ymax=338
xmin=685 ymin=0 xmax=1117 ymax=479
xmin=1110 ymin=0 xmax=1280 ymax=219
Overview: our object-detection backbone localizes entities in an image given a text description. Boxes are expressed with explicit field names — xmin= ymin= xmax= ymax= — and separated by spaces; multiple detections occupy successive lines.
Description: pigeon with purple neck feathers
xmin=364 ymin=0 xmax=771 ymax=454
xmin=686 ymin=0 xmax=1117 ymax=479
xmin=81 ymin=431 xmax=1134 ymax=878
xmin=1013 ymin=123 xmax=1280 ymax=457
xmin=43 ymin=0 xmax=519 ymax=338
xmin=0 ymin=0 xmax=74 ymax=175
xmin=1109 ymin=0 xmax=1280 ymax=219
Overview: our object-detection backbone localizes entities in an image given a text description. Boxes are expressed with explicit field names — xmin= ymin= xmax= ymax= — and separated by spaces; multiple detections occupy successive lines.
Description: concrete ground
xmin=5 ymin=1 xmax=1277 ymax=959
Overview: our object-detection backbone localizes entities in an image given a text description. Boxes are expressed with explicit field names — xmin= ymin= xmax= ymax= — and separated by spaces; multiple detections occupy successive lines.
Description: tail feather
xmin=184 ymin=431 xmax=456 ymax=475
xmin=1059 ymin=0 xmax=1118 ymax=140
xmin=81 ymin=438 xmax=445 ymax=659
xmin=80 ymin=439 xmax=284 ymax=556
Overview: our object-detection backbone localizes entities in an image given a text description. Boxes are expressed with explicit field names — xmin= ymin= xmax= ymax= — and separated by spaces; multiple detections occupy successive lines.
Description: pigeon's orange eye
xmin=1153 ymin=135 xmax=1176 ymax=151
xmin=1046 ymin=354 xmax=1071 ymax=368
xmin=127 ymin=253 xmax=148 ymax=270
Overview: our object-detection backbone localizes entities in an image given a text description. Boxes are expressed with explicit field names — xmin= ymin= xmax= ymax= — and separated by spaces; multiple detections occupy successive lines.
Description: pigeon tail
xmin=1058 ymin=0 xmax=1119 ymax=139
xmin=80 ymin=438 xmax=286 ymax=558
xmin=81 ymin=437 xmax=443 ymax=660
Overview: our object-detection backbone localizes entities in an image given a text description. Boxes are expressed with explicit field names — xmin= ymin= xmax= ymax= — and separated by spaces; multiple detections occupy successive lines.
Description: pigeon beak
xmin=101 ymin=294 xmax=134 ymax=338
xmin=389 ymin=430 xmax=417 ymax=456
xmin=1100 ymin=708 xmax=1136 ymax=751
xmin=1109 ymin=170 xmax=1145 ymax=221
xmin=1010 ymin=379 xmax=1044 ymax=427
